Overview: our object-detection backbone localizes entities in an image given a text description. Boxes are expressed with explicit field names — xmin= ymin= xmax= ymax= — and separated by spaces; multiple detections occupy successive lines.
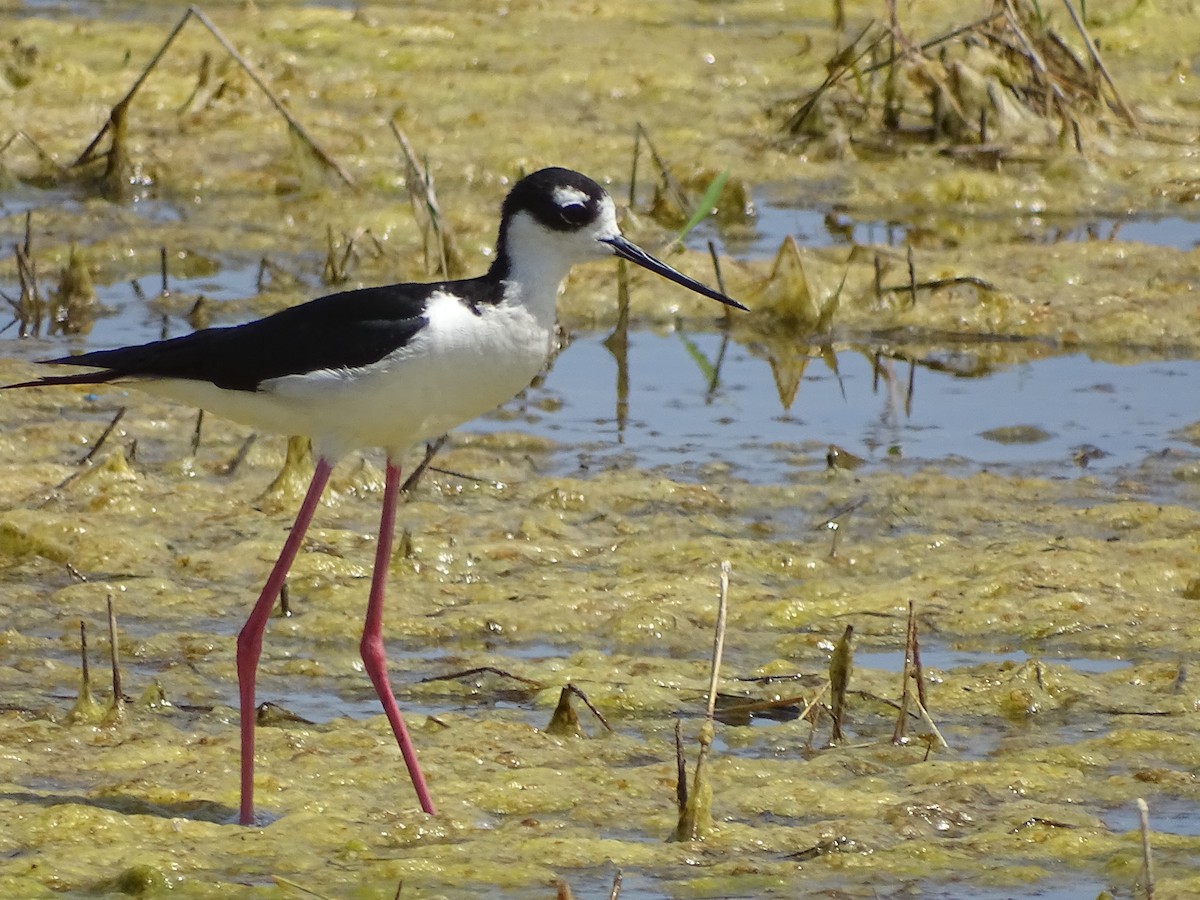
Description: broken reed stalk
xmin=1137 ymin=797 xmax=1155 ymax=900
xmin=1059 ymin=0 xmax=1138 ymax=130
xmin=79 ymin=621 xmax=90 ymax=688
xmin=909 ymin=600 xmax=927 ymax=710
xmin=191 ymin=409 xmax=204 ymax=455
xmin=674 ymin=720 xmax=686 ymax=811
xmin=906 ymin=245 xmax=917 ymax=307
xmin=1000 ymin=0 xmax=1073 ymax=121
xmin=271 ymin=876 xmax=339 ymax=899
xmin=0 ymin=130 xmax=68 ymax=175
xmin=893 ymin=600 xmax=918 ymax=743
xmin=674 ymin=561 xmax=731 ymax=841
xmin=14 ymin=214 xmax=43 ymax=336
xmin=78 ymin=407 xmax=127 ymax=466
xmin=706 ymin=240 xmax=728 ymax=297
xmin=222 ymin=433 xmax=257 ymax=476
xmin=905 ymin=359 xmax=916 ymax=417
xmin=892 ymin=601 xmax=946 ymax=747
xmin=828 ymin=623 xmax=854 ymax=743
xmin=74 ymin=5 xmax=353 ymax=186
xmin=67 ymin=619 xmax=104 ymax=723
xmin=633 ymin=123 xmax=689 ymax=215
xmin=106 ymin=592 xmax=126 ymax=720
xmin=608 ymin=868 xmax=623 ymax=900
xmin=544 ymin=686 xmax=583 ymax=737
xmin=913 ymin=694 xmax=947 ymax=749
xmin=390 ymin=123 xmax=453 ymax=278
xmin=399 ymin=434 xmax=447 ymax=496
xmin=627 ymin=123 xmax=641 ymax=209
xmin=705 ymin=562 xmax=731 ymax=721
xmin=566 ymin=683 xmax=613 ymax=732
xmin=419 ymin=666 xmax=544 ymax=689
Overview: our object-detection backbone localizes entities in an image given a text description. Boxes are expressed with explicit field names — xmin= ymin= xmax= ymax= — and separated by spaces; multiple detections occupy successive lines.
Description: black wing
xmin=4 ymin=280 xmax=484 ymax=393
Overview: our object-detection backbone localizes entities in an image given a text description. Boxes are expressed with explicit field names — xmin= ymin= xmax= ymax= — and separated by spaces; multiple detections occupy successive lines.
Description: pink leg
xmin=360 ymin=459 xmax=436 ymax=814
xmin=236 ymin=457 xmax=333 ymax=826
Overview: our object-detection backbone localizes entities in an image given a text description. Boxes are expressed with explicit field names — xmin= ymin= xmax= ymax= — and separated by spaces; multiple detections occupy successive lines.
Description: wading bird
xmin=4 ymin=167 xmax=746 ymax=825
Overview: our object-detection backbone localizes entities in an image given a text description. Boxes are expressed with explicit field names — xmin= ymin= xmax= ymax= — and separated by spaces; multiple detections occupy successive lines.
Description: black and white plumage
xmin=4 ymin=166 xmax=746 ymax=825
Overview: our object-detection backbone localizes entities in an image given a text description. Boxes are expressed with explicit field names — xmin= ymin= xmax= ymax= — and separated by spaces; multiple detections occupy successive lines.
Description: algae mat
xmin=1 ymin=1 xmax=1200 ymax=897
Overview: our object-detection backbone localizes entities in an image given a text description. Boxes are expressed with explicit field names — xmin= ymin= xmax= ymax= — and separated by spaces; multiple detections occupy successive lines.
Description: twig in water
xmin=674 ymin=719 xmax=687 ymax=813
xmin=1137 ymin=797 xmax=1155 ymax=899
xmin=400 ymin=435 xmax=447 ymax=496
xmin=879 ymin=273 xmax=998 ymax=295
xmin=814 ymin=497 xmax=868 ymax=559
xmin=608 ymin=868 xmax=623 ymax=900
xmin=67 ymin=620 xmax=104 ymax=723
xmin=894 ymin=601 xmax=916 ymax=743
xmin=272 ymin=875 xmax=338 ymax=899
xmin=566 ymin=682 xmax=613 ymax=733
xmin=906 ymin=245 xmax=917 ymax=307
xmin=0 ymin=130 xmax=69 ymax=176
xmin=222 ymin=433 xmax=258 ymax=476
xmin=913 ymin=694 xmax=947 ymax=750
xmin=106 ymin=593 xmax=126 ymax=721
xmin=80 ymin=620 xmax=90 ymax=689
xmin=829 ymin=624 xmax=854 ymax=743
xmin=420 ymin=666 xmax=544 ymax=689
xmin=78 ymin=407 xmax=127 ymax=466
xmin=674 ymin=561 xmax=731 ymax=841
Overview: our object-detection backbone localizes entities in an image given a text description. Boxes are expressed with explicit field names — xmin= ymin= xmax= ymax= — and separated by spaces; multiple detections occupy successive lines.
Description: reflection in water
xmin=703 ymin=186 xmax=1200 ymax=258
xmin=478 ymin=330 xmax=1200 ymax=487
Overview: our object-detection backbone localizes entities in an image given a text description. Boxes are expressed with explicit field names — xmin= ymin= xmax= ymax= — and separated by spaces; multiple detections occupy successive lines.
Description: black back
xmin=16 ymin=277 xmax=502 ymax=392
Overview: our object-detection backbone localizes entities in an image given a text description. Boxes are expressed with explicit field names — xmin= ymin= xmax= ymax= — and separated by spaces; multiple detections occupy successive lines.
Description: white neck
xmin=495 ymin=212 xmax=578 ymax=328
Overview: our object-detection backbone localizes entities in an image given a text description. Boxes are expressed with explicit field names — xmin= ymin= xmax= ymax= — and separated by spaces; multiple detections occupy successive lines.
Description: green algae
xmin=2 ymin=370 xmax=1200 ymax=895
xmin=1 ymin=0 xmax=1200 ymax=897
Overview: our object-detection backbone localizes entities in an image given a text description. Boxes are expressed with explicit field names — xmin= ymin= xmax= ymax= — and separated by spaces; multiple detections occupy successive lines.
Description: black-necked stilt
xmin=4 ymin=166 xmax=746 ymax=825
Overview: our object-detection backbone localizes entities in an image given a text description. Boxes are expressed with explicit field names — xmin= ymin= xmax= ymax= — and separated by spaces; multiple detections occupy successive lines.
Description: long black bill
xmin=601 ymin=235 xmax=748 ymax=311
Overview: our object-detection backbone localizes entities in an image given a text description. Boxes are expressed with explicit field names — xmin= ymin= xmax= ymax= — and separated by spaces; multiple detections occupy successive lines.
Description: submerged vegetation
xmin=1 ymin=0 xmax=1200 ymax=897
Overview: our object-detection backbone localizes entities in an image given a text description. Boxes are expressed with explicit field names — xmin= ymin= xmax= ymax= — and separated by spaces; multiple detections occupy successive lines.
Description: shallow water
xmin=3 ymin=2 xmax=1200 ymax=896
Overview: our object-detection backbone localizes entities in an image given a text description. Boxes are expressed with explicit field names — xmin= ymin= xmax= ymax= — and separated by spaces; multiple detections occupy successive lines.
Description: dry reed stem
xmin=74 ymin=6 xmax=353 ymax=186
xmin=390 ymin=123 xmax=457 ymax=278
xmin=688 ymin=562 xmax=732 ymax=839
xmin=1060 ymin=0 xmax=1138 ymax=130
xmin=106 ymin=593 xmax=125 ymax=720
xmin=633 ymin=123 xmax=689 ymax=215
xmin=1138 ymin=797 xmax=1155 ymax=899
xmin=607 ymin=868 xmax=623 ymax=900
xmin=78 ymin=408 xmax=127 ymax=466
xmin=400 ymin=435 xmax=447 ymax=496
xmin=420 ymin=666 xmax=544 ymax=689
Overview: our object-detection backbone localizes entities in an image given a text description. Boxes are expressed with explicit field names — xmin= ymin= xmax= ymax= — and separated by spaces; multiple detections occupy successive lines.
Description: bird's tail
xmin=2 ymin=366 xmax=121 ymax=390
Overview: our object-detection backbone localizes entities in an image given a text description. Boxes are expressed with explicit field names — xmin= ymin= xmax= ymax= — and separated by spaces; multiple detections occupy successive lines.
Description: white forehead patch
xmin=552 ymin=185 xmax=590 ymax=208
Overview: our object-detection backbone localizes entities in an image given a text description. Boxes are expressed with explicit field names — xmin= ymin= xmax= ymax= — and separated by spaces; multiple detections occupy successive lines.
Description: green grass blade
xmin=676 ymin=169 xmax=730 ymax=243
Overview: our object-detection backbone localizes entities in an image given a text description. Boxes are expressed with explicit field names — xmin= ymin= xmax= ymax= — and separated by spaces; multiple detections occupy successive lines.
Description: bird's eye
xmin=559 ymin=202 xmax=590 ymax=227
